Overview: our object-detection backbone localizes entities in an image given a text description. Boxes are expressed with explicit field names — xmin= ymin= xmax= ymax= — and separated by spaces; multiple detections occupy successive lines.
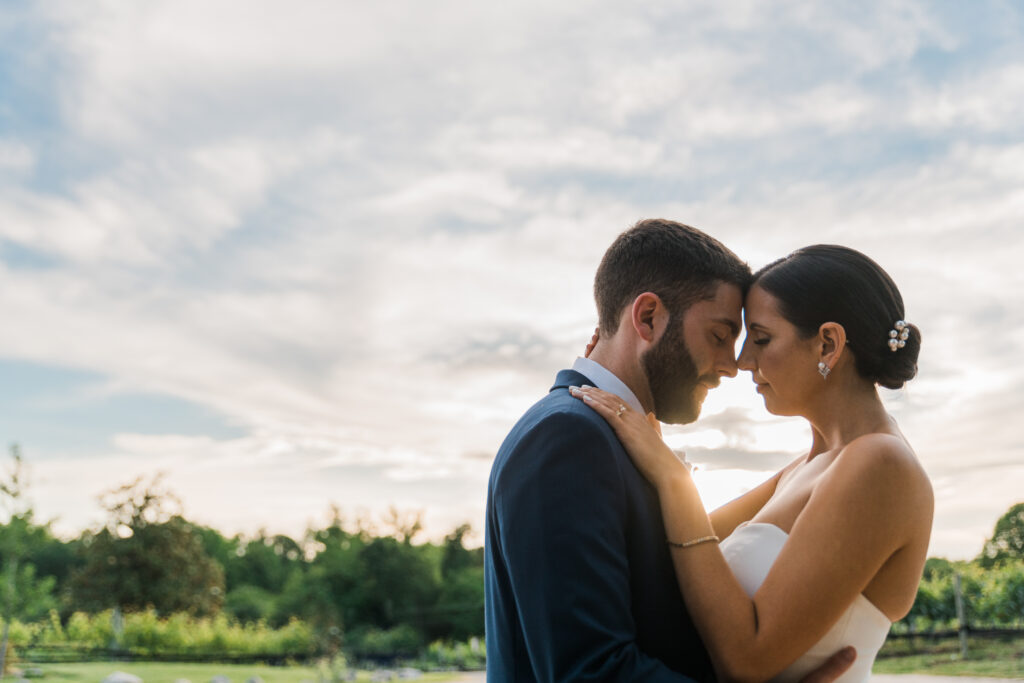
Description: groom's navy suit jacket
xmin=485 ymin=369 xmax=712 ymax=682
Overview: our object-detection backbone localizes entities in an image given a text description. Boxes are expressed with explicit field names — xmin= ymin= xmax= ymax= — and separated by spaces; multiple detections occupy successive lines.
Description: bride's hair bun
xmin=753 ymin=245 xmax=920 ymax=390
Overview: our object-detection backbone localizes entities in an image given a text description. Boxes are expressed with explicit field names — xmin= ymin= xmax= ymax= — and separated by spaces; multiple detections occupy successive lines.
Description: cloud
xmin=686 ymin=447 xmax=797 ymax=473
xmin=0 ymin=140 xmax=35 ymax=173
xmin=0 ymin=1 xmax=1021 ymax=559
xmin=908 ymin=64 xmax=1024 ymax=132
xmin=31 ymin=433 xmax=490 ymax=544
xmin=434 ymin=119 xmax=667 ymax=175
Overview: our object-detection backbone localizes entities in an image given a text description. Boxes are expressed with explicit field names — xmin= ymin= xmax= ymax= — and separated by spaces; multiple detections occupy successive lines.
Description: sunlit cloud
xmin=0 ymin=1 xmax=1021 ymax=557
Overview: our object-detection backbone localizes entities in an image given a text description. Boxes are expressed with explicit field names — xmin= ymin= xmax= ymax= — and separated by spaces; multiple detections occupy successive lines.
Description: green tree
xmin=990 ymin=561 xmax=1024 ymax=625
xmin=979 ymin=502 xmax=1024 ymax=567
xmin=903 ymin=573 xmax=951 ymax=629
xmin=432 ymin=566 xmax=484 ymax=640
xmin=194 ymin=525 xmax=241 ymax=577
xmin=0 ymin=446 xmax=57 ymax=674
xmin=300 ymin=512 xmax=367 ymax=630
xmin=70 ymin=476 xmax=225 ymax=616
xmin=921 ymin=556 xmax=954 ymax=581
xmin=24 ymin=533 xmax=80 ymax=604
xmin=224 ymin=584 xmax=278 ymax=623
xmin=229 ymin=531 xmax=302 ymax=594
xmin=432 ymin=524 xmax=484 ymax=640
xmin=357 ymin=537 xmax=438 ymax=631
xmin=440 ymin=524 xmax=474 ymax=580
xmin=218 ymin=529 xmax=305 ymax=627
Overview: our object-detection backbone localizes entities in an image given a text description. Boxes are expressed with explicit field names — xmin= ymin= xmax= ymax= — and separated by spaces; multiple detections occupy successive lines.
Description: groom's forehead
xmin=686 ymin=283 xmax=743 ymax=332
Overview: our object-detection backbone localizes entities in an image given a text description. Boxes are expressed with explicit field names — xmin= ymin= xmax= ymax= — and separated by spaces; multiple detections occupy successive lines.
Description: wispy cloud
xmin=0 ymin=1 xmax=1021 ymax=556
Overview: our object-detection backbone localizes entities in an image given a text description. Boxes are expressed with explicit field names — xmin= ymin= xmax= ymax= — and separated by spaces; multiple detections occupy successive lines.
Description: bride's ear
xmin=818 ymin=322 xmax=847 ymax=368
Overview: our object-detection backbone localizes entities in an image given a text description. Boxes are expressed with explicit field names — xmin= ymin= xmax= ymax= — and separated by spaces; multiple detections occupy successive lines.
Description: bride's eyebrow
xmin=748 ymin=323 xmax=769 ymax=332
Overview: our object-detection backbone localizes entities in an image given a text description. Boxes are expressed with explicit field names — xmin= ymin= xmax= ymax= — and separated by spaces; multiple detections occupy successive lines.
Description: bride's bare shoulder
xmin=833 ymin=432 xmax=932 ymax=500
xmin=841 ymin=431 xmax=919 ymax=463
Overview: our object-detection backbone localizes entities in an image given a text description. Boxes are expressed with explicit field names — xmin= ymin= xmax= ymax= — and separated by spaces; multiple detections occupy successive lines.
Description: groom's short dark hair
xmin=594 ymin=219 xmax=751 ymax=335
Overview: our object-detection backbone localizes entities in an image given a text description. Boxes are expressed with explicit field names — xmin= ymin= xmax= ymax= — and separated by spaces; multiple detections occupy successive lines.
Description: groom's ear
xmin=630 ymin=292 xmax=666 ymax=345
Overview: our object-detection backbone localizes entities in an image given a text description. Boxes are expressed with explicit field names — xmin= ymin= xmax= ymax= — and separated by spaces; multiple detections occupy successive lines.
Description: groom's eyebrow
xmin=713 ymin=317 xmax=741 ymax=336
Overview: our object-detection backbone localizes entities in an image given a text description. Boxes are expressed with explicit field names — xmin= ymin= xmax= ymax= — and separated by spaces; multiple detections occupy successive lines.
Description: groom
xmin=484 ymin=220 xmax=854 ymax=681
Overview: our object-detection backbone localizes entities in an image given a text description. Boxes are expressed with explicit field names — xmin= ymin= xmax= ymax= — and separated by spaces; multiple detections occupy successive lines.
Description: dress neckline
xmin=736 ymin=520 xmax=789 ymax=534
xmin=729 ymin=521 xmax=894 ymax=625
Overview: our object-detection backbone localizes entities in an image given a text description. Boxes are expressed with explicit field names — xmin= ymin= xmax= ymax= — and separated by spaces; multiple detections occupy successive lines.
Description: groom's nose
xmin=715 ymin=349 xmax=739 ymax=378
xmin=736 ymin=339 xmax=756 ymax=372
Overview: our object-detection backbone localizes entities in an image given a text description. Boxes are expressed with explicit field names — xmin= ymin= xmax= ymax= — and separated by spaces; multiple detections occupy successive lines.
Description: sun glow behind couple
xmin=665 ymin=370 xmax=815 ymax=509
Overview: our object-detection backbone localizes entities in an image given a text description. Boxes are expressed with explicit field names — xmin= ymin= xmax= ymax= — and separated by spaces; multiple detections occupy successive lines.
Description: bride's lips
xmin=755 ymin=382 xmax=769 ymax=393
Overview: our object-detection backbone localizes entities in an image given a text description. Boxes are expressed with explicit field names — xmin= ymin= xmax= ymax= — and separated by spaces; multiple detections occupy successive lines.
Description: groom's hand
xmin=796 ymin=647 xmax=856 ymax=683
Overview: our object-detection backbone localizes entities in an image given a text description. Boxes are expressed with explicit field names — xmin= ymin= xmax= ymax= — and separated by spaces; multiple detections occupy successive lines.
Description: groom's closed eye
xmin=710 ymin=317 xmax=741 ymax=343
xmin=712 ymin=330 xmax=737 ymax=347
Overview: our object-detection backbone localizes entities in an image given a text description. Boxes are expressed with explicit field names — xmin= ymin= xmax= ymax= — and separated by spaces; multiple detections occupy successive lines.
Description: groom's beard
xmin=643 ymin=318 xmax=704 ymax=425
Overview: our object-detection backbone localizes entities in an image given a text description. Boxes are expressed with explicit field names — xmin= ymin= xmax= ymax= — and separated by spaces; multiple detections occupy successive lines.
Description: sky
xmin=0 ymin=1 xmax=1022 ymax=559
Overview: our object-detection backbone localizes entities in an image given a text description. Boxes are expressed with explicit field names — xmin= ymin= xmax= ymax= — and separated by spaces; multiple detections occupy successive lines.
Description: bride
xmin=571 ymin=245 xmax=933 ymax=683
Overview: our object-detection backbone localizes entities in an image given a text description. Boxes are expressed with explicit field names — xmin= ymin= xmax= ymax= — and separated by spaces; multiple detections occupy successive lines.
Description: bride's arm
xmin=572 ymin=386 xmax=929 ymax=683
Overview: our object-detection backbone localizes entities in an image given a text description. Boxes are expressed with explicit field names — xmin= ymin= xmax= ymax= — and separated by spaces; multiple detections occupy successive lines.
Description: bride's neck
xmin=806 ymin=379 xmax=891 ymax=454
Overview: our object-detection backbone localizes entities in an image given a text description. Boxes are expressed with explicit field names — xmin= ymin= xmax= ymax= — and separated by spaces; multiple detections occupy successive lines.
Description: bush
xmin=65 ymin=611 xmax=113 ymax=646
xmin=225 ymin=585 xmax=278 ymax=623
xmin=415 ymin=638 xmax=486 ymax=670
xmin=347 ymin=624 xmax=423 ymax=658
xmin=898 ymin=559 xmax=1024 ymax=631
xmin=13 ymin=610 xmax=318 ymax=657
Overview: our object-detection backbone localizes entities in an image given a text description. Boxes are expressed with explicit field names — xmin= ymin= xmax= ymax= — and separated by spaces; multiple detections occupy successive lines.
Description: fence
xmin=883 ymin=571 xmax=1024 ymax=658
xmin=18 ymin=644 xmax=318 ymax=666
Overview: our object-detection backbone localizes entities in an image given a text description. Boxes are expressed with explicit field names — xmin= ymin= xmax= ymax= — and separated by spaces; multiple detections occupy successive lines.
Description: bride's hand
xmin=569 ymin=385 xmax=687 ymax=489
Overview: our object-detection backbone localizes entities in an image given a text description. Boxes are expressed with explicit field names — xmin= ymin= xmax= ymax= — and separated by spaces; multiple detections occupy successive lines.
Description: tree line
xmin=899 ymin=501 xmax=1024 ymax=631
xmin=0 ymin=447 xmax=484 ymax=663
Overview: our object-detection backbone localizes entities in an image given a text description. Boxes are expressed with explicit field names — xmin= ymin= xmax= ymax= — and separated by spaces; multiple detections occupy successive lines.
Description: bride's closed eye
xmin=753 ymin=337 xmax=770 ymax=346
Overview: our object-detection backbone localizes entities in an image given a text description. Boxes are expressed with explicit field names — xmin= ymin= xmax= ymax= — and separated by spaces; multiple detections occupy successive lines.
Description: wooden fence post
xmin=953 ymin=573 xmax=968 ymax=658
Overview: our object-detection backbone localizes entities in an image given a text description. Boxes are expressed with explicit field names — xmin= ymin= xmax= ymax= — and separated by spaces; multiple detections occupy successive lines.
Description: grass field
xmin=873 ymin=633 xmax=1024 ymax=678
xmin=19 ymin=636 xmax=1024 ymax=681
xmin=18 ymin=662 xmax=463 ymax=683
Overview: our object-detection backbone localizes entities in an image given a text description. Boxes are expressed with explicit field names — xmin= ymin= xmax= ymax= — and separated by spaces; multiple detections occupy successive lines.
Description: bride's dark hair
xmin=753 ymin=245 xmax=921 ymax=390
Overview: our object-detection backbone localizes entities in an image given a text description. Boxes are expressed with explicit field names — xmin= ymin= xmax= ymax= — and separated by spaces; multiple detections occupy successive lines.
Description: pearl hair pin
xmin=888 ymin=320 xmax=910 ymax=351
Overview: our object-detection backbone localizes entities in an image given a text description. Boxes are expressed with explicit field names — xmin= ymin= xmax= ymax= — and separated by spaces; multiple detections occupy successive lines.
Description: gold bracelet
xmin=667 ymin=534 xmax=719 ymax=549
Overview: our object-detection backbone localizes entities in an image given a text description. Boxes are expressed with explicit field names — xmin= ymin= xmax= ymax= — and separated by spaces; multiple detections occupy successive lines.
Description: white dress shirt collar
xmin=571 ymin=356 xmax=646 ymax=415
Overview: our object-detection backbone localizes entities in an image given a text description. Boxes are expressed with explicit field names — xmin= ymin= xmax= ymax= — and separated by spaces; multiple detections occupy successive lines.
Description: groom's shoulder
xmin=520 ymin=385 xmax=602 ymax=431
xmin=522 ymin=367 xmax=608 ymax=424
xmin=494 ymin=369 xmax=616 ymax=461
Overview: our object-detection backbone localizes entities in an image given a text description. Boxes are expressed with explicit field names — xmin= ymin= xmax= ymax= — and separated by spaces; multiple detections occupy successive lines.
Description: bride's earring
xmin=817 ymin=361 xmax=830 ymax=380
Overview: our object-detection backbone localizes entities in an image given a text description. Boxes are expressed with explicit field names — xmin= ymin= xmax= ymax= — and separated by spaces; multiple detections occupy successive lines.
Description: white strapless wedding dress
xmin=719 ymin=522 xmax=892 ymax=682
